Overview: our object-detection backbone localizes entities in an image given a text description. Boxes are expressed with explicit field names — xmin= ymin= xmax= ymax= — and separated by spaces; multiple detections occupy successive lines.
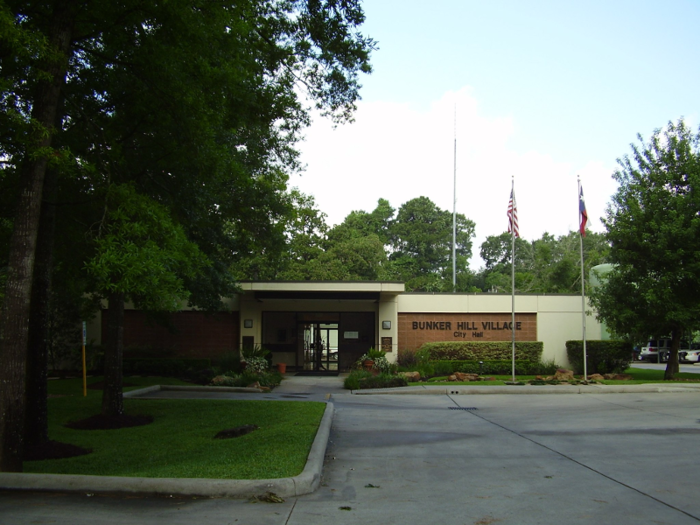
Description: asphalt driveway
xmin=2 ymin=385 xmax=700 ymax=525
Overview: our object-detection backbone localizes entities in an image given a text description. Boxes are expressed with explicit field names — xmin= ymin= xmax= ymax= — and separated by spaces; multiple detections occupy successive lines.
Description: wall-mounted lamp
xmin=244 ymin=319 xmax=253 ymax=329
xmin=382 ymin=321 xmax=391 ymax=330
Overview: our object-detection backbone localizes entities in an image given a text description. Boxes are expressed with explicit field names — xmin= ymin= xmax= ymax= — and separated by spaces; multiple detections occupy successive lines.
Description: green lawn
xmin=411 ymin=366 xmax=700 ymax=386
xmin=26 ymin=377 xmax=325 ymax=480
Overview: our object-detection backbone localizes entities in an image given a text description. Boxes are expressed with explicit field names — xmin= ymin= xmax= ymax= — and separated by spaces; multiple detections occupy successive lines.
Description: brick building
xmin=89 ymin=281 xmax=603 ymax=372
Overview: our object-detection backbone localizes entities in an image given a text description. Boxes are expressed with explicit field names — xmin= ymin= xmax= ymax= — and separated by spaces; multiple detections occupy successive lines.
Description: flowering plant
xmin=244 ymin=356 xmax=269 ymax=374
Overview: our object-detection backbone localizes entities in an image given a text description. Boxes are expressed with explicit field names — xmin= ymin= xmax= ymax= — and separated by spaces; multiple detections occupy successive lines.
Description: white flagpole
xmin=511 ymin=177 xmax=516 ymax=383
xmin=452 ymin=106 xmax=457 ymax=292
xmin=578 ymin=176 xmax=588 ymax=382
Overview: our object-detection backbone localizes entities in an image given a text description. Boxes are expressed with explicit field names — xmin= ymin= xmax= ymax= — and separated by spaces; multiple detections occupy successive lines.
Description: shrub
xmin=215 ymin=351 xmax=243 ymax=375
xmin=441 ymin=359 xmax=559 ymax=376
xmin=343 ymin=370 xmax=407 ymax=390
xmin=566 ymin=340 xmax=633 ymax=374
xmin=398 ymin=347 xmax=431 ymax=369
xmin=244 ymin=356 xmax=269 ymax=374
xmin=210 ymin=369 xmax=282 ymax=388
xmin=421 ymin=341 xmax=543 ymax=362
xmin=355 ymin=349 xmax=395 ymax=373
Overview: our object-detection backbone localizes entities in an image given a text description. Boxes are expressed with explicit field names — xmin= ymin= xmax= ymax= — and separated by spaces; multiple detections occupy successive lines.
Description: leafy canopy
xmin=589 ymin=119 xmax=700 ymax=371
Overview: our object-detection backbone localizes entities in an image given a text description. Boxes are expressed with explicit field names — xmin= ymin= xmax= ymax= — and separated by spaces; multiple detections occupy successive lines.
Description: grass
xmin=26 ymin=376 xmax=326 ymax=480
xmin=409 ymin=366 xmax=700 ymax=386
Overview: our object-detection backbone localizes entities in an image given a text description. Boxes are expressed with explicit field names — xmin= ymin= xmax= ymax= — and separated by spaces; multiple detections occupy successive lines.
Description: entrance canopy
xmin=237 ymin=282 xmax=404 ymax=372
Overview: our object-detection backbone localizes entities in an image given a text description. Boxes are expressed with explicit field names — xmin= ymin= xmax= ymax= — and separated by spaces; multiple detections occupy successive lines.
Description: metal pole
xmin=452 ymin=106 xmax=457 ymax=292
xmin=511 ymin=177 xmax=516 ymax=383
xmin=82 ymin=321 xmax=87 ymax=397
xmin=579 ymin=177 xmax=588 ymax=382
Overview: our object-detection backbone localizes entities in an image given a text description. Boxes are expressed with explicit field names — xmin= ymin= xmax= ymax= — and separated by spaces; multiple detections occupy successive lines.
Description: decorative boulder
xmin=399 ymin=371 xmax=421 ymax=382
xmin=454 ymin=372 xmax=480 ymax=382
xmin=587 ymin=373 xmax=605 ymax=381
xmin=554 ymin=368 xmax=575 ymax=381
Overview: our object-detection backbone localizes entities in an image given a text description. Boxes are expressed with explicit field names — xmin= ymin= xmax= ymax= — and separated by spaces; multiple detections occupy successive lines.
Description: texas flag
xmin=579 ymin=185 xmax=588 ymax=237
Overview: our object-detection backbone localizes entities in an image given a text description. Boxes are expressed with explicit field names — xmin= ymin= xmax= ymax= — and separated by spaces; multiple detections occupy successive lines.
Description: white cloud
xmin=292 ymin=87 xmax=619 ymax=269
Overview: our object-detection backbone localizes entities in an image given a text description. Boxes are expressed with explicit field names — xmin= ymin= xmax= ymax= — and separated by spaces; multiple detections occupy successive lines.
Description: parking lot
xmin=2 ymin=383 xmax=700 ymax=525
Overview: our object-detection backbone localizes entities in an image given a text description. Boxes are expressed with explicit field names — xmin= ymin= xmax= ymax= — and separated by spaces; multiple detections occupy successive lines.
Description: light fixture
xmin=244 ymin=319 xmax=253 ymax=328
xmin=382 ymin=321 xmax=391 ymax=330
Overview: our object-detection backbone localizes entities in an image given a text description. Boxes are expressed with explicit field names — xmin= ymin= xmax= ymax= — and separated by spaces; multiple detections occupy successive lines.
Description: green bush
xmin=421 ymin=341 xmax=543 ymax=362
xmin=437 ymin=359 xmax=559 ymax=376
xmin=215 ymin=351 xmax=243 ymax=375
xmin=210 ymin=369 xmax=282 ymax=388
xmin=566 ymin=340 xmax=633 ymax=375
xmin=343 ymin=370 xmax=407 ymax=390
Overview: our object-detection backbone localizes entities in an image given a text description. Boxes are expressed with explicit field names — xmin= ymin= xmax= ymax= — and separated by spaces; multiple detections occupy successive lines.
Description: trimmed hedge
xmin=433 ymin=359 xmax=559 ymax=376
xmin=420 ymin=341 xmax=544 ymax=362
xmin=123 ymin=357 xmax=211 ymax=377
xmin=566 ymin=340 xmax=633 ymax=375
xmin=344 ymin=371 xmax=408 ymax=390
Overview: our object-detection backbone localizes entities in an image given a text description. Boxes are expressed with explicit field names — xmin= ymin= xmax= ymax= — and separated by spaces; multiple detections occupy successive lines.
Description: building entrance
xmin=301 ymin=322 xmax=339 ymax=371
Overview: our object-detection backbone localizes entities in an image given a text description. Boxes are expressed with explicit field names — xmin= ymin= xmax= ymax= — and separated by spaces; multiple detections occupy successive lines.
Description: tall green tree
xmin=85 ymin=184 xmax=208 ymax=416
xmin=0 ymin=0 xmax=375 ymax=470
xmin=477 ymin=230 xmax=609 ymax=294
xmin=0 ymin=0 xmax=79 ymax=472
xmin=388 ymin=197 xmax=475 ymax=291
xmin=589 ymin=119 xmax=700 ymax=379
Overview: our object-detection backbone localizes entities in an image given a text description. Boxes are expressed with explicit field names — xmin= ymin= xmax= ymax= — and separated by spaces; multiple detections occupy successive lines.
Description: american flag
xmin=507 ymin=189 xmax=519 ymax=238
xmin=579 ymin=185 xmax=588 ymax=237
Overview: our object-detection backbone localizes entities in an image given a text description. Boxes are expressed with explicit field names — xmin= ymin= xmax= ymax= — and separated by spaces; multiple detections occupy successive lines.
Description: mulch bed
xmin=24 ymin=440 xmax=91 ymax=461
xmin=23 ymin=413 xmax=154 ymax=461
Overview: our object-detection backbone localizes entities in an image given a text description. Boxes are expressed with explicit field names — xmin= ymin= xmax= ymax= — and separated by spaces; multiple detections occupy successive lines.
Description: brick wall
xmin=102 ymin=310 xmax=239 ymax=360
xmin=398 ymin=312 xmax=537 ymax=351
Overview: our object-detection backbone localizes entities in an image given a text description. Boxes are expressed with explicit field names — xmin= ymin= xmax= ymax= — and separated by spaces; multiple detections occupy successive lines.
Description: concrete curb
xmin=124 ymin=385 xmax=264 ymax=397
xmin=0 ymin=402 xmax=334 ymax=499
xmin=353 ymin=383 xmax=700 ymax=395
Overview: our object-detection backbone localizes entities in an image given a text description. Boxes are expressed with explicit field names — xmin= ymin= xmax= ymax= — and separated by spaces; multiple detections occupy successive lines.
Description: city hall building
xmin=91 ymin=281 xmax=604 ymax=372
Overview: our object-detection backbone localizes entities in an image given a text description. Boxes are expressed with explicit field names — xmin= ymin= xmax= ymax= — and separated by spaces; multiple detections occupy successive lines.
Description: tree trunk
xmin=24 ymin=167 xmax=58 ymax=447
xmin=0 ymin=1 xmax=77 ymax=472
xmin=664 ymin=329 xmax=681 ymax=380
xmin=102 ymin=292 xmax=125 ymax=417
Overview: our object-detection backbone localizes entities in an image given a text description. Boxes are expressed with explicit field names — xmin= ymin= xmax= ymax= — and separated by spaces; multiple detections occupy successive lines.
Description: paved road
xmin=2 ymin=382 xmax=700 ymax=525
xmin=633 ymin=362 xmax=700 ymax=374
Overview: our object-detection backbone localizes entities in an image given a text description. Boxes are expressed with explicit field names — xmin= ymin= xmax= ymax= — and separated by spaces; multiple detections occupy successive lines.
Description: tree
xmin=477 ymin=231 xmax=609 ymax=294
xmin=589 ymin=120 xmax=700 ymax=379
xmin=0 ymin=0 xmax=78 ymax=472
xmin=85 ymin=184 xmax=208 ymax=416
xmin=388 ymin=197 xmax=475 ymax=291
xmin=0 ymin=0 xmax=375 ymax=470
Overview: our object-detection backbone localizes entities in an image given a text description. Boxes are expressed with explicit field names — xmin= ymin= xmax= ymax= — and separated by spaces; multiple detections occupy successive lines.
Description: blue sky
xmin=290 ymin=0 xmax=700 ymax=268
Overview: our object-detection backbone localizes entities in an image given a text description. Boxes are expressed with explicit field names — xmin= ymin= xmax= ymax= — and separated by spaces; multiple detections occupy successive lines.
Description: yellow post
xmin=82 ymin=321 xmax=87 ymax=397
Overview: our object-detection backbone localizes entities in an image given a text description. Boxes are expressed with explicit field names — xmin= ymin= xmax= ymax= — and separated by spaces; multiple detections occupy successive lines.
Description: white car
xmin=638 ymin=339 xmax=671 ymax=362
xmin=679 ymin=346 xmax=700 ymax=363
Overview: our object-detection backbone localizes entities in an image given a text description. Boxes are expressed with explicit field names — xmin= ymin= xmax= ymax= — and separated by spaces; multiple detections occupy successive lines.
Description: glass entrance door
xmin=302 ymin=322 xmax=339 ymax=371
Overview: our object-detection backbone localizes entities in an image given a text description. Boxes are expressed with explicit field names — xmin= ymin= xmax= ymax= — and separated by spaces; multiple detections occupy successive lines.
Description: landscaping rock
xmin=587 ymin=373 xmax=605 ymax=381
xmin=399 ymin=371 xmax=421 ymax=382
xmin=554 ymin=368 xmax=574 ymax=381
xmin=454 ymin=372 xmax=480 ymax=382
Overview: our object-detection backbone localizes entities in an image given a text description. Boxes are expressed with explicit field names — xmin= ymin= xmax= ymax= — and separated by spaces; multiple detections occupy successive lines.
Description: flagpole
xmin=578 ymin=176 xmax=588 ymax=382
xmin=452 ymin=105 xmax=457 ymax=293
xmin=511 ymin=176 xmax=516 ymax=383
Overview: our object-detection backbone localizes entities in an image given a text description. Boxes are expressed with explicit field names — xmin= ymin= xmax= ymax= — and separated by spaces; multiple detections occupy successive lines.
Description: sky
xmin=289 ymin=0 xmax=700 ymax=269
